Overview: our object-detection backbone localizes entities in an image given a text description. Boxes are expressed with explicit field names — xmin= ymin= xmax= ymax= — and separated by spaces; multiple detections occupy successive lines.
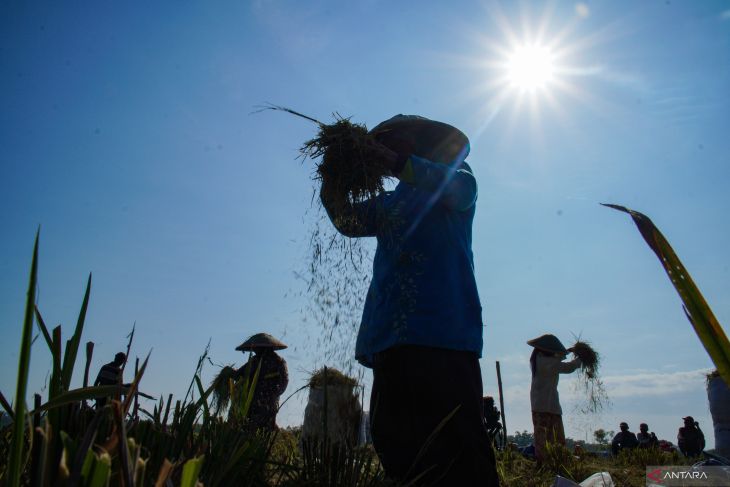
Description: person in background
xmin=527 ymin=333 xmax=581 ymax=463
xmin=611 ymin=422 xmax=639 ymax=455
xmin=235 ymin=333 xmax=289 ymax=431
xmin=637 ymin=423 xmax=659 ymax=449
xmin=483 ymin=396 xmax=503 ymax=446
xmin=321 ymin=115 xmax=499 ymax=486
xmin=677 ymin=416 xmax=705 ymax=457
xmin=94 ymin=352 xmax=126 ymax=407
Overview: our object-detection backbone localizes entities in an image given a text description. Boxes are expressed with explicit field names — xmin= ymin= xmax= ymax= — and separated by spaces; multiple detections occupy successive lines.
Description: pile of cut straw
xmin=308 ymin=367 xmax=358 ymax=389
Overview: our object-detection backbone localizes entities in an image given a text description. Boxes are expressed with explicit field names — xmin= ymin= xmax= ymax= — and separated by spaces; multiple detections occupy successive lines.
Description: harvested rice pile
xmin=571 ymin=340 xmax=610 ymax=414
xmin=308 ymin=367 xmax=358 ymax=389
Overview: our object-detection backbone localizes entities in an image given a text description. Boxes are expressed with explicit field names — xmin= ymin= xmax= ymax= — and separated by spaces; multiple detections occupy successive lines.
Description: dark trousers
xmin=370 ymin=346 xmax=500 ymax=486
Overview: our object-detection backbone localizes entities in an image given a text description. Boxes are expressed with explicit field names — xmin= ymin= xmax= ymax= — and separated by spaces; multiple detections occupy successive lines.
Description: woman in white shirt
xmin=527 ymin=334 xmax=582 ymax=462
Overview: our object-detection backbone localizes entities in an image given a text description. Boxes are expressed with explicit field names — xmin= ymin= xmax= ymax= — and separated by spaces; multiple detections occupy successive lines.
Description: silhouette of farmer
xmin=677 ymin=416 xmax=705 ymax=457
xmin=527 ymin=334 xmax=581 ymax=462
xmin=611 ymin=422 xmax=639 ymax=455
xmin=94 ymin=352 xmax=126 ymax=407
xmin=321 ymin=115 xmax=499 ymax=486
xmin=235 ymin=333 xmax=289 ymax=431
xmin=637 ymin=423 xmax=659 ymax=449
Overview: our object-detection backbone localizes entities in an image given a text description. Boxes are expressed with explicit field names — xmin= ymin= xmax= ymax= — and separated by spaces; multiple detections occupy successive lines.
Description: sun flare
xmin=505 ymin=44 xmax=556 ymax=91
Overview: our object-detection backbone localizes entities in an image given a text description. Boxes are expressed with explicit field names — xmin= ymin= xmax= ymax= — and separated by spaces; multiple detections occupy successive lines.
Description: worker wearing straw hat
xmin=527 ymin=333 xmax=581 ymax=462
xmin=234 ymin=333 xmax=289 ymax=431
xmin=321 ymin=115 xmax=498 ymax=486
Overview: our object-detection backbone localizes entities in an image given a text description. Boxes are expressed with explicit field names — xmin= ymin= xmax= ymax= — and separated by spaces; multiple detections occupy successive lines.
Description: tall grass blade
xmin=194 ymin=375 xmax=210 ymax=424
xmin=61 ymin=273 xmax=92 ymax=391
xmin=122 ymin=351 xmax=151 ymax=415
xmin=122 ymin=322 xmax=136 ymax=379
xmin=113 ymin=400 xmax=134 ymax=487
xmin=162 ymin=393 xmax=173 ymax=428
xmin=0 ymin=389 xmax=14 ymax=419
xmin=604 ymin=203 xmax=730 ymax=385
xmin=51 ymin=326 xmax=63 ymax=398
xmin=236 ymin=358 xmax=261 ymax=421
xmin=83 ymin=341 xmax=94 ymax=388
xmin=33 ymin=305 xmax=53 ymax=353
xmin=33 ymin=385 xmax=147 ymax=412
xmin=185 ymin=341 xmax=211 ymax=403
xmin=132 ymin=357 xmax=141 ymax=419
xmin=7 ymin=229 xmax=40 ymax=487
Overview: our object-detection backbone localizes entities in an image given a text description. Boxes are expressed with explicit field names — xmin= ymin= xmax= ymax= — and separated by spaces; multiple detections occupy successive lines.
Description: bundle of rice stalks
xmin=308 ymin=367 xmax=358 ymax=389
xmin=210 ymin=365 xmax=238 ymax=414
xmin=258 ymin=104 xmax=392 ymax=211
xmin=572 ymin=341 xmax=599 ymax=379
xmin=570 ymin=339 xmax=610 ymax=414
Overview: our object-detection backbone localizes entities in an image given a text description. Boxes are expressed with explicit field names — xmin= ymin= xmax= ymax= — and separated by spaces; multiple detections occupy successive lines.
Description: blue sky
xmin=2 ymin=1 xmax=729 ymax=447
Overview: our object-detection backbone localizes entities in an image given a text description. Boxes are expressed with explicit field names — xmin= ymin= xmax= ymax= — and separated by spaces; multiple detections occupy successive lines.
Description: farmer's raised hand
xmin=362 ymin=137 xmax=401 ymax=175
xmin=369 ymin=133 xmax=413 ymax=176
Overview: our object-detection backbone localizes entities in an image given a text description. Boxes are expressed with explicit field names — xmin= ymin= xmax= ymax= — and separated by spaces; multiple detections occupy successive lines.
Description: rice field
xmin=0 ymin=225 xmax=718 ymax=486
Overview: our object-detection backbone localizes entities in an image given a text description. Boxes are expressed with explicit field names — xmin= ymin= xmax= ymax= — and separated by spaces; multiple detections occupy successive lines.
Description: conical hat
xmin=235 ymin=333 xmax=287 ymax=351
xmin=369 ymin=114 xmax=470 ymax=163
xmin=527 ymin=334 xmax=567 ymax=354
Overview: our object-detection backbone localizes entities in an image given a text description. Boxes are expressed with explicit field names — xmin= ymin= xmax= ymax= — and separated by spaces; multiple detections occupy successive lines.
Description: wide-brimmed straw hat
xmin=369 ymin=114 xmax=470 ymax=163
xmin=235 ymin=333 xmax=287 ymax=351
xmin=527 ymin=334 xmax=567 ymax=354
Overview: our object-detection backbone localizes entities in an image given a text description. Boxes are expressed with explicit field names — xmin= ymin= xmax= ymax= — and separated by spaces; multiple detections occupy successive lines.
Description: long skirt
xmin=370 ymin=345 xmax=500 ymax=486
xmin=531 ymin=411 xmax=565 ymax=462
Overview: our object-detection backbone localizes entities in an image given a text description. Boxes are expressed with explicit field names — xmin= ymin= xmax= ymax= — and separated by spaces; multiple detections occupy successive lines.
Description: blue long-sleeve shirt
xmin=322 ymin=155 xmax=483 ymax=367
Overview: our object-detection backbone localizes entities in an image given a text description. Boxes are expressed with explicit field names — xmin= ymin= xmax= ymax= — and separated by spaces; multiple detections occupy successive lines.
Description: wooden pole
xmin=496 ymin=361 xmax=507 ymax=448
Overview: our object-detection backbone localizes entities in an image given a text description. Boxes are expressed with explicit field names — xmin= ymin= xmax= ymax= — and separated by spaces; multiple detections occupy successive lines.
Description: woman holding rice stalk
xmin=321 ymin=114 xmax=499 ymax=486
xmin=527 ymin=333 xmax=582 ymax=462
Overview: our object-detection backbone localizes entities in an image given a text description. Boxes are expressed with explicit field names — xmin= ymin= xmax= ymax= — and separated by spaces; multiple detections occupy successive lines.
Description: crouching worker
xmin=321 ymin=115 xmax=499 ymax=486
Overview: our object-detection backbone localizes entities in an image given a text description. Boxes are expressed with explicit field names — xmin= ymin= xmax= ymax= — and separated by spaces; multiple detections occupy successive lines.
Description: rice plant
xmin=0 ymin=235 xmax=393 ymax=487
xmin=604 ymin=204 xmax=730 ymax=385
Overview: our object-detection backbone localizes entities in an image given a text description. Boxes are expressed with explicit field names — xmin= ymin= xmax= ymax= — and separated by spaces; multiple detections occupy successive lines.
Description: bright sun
xmin=505 ymin=44 xmax=556 ymax=91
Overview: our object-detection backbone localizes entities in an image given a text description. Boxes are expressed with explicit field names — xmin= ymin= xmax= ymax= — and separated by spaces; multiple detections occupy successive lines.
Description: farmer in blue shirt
xmin=321 ymin=115 xmax=498 ymax=486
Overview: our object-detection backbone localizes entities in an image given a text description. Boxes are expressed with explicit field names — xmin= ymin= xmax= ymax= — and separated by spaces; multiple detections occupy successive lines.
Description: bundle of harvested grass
xmin=308 ymin=367 xmax=358 ymax=389
xmin=570 ymin=339 xmax=610 ymax=414
xmin=210 ymin=365 xmax=238 ymax=414
xmin=572 ymin=341 xmax=599 ymax=379
xmin=259 ymin=104 xmax=391 ymax=210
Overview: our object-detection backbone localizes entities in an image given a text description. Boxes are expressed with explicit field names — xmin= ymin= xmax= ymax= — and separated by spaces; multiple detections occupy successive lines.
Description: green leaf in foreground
xmin=32 ymin=385 xmax=152 ymax=413
xmin=7 ymin=229 xmax=40 ymax=487
xmin=61 ymin=273 xmax=92 ymax=391
xmin=181 ymin=456 xmax=205 ymax=487
xmin=603 ymin=203 xmax=730 ymax=386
